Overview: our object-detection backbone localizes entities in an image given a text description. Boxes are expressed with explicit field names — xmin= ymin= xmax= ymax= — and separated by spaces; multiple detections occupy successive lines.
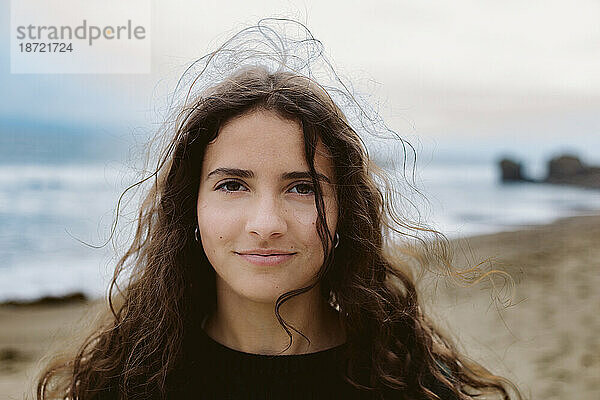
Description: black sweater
xmin=166 ymin=328 xmax=458 ymax=399
xmin=177 ymin=328 xmax=366 ymax=399
xmin=97 ymin=328 xmax=458 ymax=399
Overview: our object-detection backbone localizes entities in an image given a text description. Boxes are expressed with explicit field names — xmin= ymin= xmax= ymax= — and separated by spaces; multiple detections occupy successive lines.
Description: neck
xmin=202 ymin=282 xmax=346 ymax=355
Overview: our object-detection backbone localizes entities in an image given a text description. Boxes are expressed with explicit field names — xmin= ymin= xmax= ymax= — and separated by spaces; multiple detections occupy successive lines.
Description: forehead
xmin=201 ymin=109 xmax=334 ymax=178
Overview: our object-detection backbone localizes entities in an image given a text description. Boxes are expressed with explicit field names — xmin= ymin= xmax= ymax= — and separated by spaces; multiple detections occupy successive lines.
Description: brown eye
xmin=290 ymin=183 xmax=314 ymax=195
xmin=216 ymin=180 xmax=247 ymax=192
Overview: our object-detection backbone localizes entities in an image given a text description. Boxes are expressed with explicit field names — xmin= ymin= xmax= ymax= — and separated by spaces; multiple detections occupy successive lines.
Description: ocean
xmin=1 ymin=128 xmax=599 ymax=302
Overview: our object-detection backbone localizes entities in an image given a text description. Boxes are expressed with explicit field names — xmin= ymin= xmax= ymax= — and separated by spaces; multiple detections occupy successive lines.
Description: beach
xmin=425 ymin=213 xmax=600 ymax=399
xmin=1 ymin=214 xmax=599 ymax=399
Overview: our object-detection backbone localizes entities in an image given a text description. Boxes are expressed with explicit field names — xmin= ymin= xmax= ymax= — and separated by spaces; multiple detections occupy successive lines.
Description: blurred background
xmin=1 ymin=1 xmax=599 ymax=399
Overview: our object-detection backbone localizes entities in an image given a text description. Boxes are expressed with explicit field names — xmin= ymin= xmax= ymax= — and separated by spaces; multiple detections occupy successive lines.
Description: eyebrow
xmin=206 ymin=168 xmax=332 ymax=184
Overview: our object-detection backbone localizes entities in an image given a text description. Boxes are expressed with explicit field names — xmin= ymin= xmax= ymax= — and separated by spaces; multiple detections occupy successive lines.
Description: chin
xmin=228 ymin=277 xmax=309 ymax=305
xmin=233 ymin=290 xmax=285 ymax=305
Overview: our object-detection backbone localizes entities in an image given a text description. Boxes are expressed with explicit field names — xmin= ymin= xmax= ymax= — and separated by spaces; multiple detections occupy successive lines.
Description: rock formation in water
xmin=499 ymin=159 xmax=531 ymax=182
xmin=499 ymin=154 xmax=600 ymax=189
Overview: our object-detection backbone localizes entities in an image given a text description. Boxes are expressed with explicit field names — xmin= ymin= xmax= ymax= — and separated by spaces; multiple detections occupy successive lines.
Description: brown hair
xmin=37 ymin=21 xmax=521 ymax=400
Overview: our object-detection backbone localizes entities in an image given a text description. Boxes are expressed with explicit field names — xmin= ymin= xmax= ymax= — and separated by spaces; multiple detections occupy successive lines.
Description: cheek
xmin=291 ymin=208 xmax=321 ymax=252
xmin=197 ymin=199 xmax=239 ymax=256
xmin=291 ymin=198 xmax=338 ymax=237
xmin=291 ymin=207 xmax=317 ymax=228
xmin=324 ymin=196 xmax=339 ymax=230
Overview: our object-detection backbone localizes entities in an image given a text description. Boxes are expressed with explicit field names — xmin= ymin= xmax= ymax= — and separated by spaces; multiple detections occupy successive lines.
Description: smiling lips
xmin=235 ymin=250 xmax=296 ymax=266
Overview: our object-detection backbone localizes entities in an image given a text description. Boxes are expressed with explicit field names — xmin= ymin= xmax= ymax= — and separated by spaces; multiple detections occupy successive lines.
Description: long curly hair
xmin=36 ymin=21 xmax=522 ymax=400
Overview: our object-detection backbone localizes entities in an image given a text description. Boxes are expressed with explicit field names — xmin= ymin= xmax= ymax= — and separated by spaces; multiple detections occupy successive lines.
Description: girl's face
xmin=196 ymin=109 xmax=338 ymax=304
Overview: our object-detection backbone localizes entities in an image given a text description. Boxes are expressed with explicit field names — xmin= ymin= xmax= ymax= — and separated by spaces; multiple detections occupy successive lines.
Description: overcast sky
xmin=1 ymin=0 xmax=599 ymax=157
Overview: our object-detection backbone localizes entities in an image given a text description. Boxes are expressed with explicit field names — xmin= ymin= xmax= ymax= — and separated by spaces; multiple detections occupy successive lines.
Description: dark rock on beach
xmin=545 ymin=155 xmax=600 ymax=188
xmin=499 ymin=158 xmax=532 ymax=182
xmin=499 ymin=154 xmax=600 ymax=189
xmin=0 ymin=291 xmax=88 ymax=307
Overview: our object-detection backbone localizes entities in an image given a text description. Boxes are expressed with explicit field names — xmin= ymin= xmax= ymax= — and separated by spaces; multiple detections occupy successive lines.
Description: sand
xmin=0 ymin=299 xmax=106 ymax=400
xmin=1 ymin=214 xmax=599 ymax=399
xmin=424 ymin=214 xmax=600 ymax=399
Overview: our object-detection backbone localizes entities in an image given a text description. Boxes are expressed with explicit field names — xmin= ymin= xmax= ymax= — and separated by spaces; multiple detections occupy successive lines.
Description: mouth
xmin=234 ymin=252 xmax=296 ymax=266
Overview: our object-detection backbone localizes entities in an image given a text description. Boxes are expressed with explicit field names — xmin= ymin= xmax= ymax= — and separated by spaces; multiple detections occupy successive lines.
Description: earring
xmin=194 ymin=226 xmax=200 ymax=242
xmin=333 ymin=232 xmax=340 ymax=249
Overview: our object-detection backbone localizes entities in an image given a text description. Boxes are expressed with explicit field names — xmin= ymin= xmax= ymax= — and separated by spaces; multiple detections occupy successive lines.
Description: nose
xmin=245 ymin=194 xmax=287 ymax=240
